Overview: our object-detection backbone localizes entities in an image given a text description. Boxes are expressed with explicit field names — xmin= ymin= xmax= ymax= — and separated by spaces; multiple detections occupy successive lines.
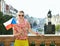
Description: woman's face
xmin=18 ymin=12 xmax=24 ymax=19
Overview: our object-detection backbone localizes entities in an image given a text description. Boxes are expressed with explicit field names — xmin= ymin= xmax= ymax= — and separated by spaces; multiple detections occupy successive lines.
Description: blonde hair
xmin=17 ymin=11 xmax=24 ymax=15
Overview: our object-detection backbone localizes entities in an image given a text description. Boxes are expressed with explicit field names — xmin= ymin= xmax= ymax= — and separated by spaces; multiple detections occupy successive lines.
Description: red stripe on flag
xmin=6 ymin=24 xmax=12 ymax=30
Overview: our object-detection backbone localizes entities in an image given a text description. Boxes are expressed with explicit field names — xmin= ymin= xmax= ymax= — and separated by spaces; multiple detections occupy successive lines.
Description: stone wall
xmin=0 ymin=36 xmax=60 ymax=46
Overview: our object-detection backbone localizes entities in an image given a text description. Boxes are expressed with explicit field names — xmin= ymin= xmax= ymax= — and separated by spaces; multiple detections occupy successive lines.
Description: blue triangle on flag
xmin=11 ymin=18 xmax=16 ymax=24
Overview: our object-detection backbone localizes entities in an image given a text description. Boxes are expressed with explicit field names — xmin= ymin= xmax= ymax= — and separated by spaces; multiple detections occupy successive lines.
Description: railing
xmin=0 ymin=35 xmax=60 ymax=46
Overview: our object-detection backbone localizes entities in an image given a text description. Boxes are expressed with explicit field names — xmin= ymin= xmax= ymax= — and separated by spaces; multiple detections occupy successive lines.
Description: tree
xmin=0 ymin=12 xmax=3 ymax=17
xmin=0 ymin=12 xmax=13 ymax=35
xmin=0 ymin=12 xmax=3 ymax=24
xmin=55 ymin=24 xmax=60 ymax=31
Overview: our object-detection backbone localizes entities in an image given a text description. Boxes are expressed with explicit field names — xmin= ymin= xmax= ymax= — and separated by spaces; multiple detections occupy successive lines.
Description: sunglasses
xmin=18 ymin=15 xmax=24 ymax=17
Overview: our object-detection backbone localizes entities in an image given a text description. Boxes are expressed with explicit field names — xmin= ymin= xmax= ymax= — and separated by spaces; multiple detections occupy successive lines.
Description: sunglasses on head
xmin=18 ymin=15 xmax=24 ymax=17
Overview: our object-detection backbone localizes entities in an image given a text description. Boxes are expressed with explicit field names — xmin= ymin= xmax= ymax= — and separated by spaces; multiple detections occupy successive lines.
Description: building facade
xmin=0 ymin=0 xmax=18 ymax=16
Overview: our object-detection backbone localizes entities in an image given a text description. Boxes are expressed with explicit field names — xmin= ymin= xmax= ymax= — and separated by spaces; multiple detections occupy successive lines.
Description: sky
xmin=5 ymin=0 xmax=60 ymax=18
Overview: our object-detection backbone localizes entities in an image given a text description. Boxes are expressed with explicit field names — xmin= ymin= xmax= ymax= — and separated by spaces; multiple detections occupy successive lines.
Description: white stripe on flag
xmin=3 ymin=18 xmax=12 ymax=27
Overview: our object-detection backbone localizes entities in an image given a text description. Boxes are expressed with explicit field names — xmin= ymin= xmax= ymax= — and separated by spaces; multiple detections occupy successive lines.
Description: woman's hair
xmin=17 ymin=10 xmax=24 ymax=15
xmin=19 ymin=11 xmax=24 ymax=13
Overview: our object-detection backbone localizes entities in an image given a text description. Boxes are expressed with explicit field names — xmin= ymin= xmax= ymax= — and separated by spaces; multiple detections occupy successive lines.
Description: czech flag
xmin=3 ymin=17 xmax=16 ymax=30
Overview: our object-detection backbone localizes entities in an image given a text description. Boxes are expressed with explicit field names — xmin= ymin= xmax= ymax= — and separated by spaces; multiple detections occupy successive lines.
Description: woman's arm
xmin=13 ymin=27 xmax=20 ymax=36
xmin=27 ymin=21 xmax=41 ymax=36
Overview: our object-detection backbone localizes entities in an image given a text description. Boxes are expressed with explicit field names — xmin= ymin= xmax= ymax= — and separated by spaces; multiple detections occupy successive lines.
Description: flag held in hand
xmin=3 ymin=17 xmax=16 ymax=30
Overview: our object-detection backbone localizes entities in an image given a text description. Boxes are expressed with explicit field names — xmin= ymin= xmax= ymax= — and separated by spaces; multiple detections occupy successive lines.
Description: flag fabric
xmin=3 ymin=17 xmax=16 ymax=30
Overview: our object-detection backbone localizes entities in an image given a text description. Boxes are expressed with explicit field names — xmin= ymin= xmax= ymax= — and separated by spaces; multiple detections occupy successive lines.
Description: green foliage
xmin=0 ymin=12 xmax=3 ymax=17
xmin=55 ymin=24 xmax=60 ymax=31
xmin=0 ymin=12 xmax=13 ymax=35
xmin=0 ymin=12 xmax=3 ymax=24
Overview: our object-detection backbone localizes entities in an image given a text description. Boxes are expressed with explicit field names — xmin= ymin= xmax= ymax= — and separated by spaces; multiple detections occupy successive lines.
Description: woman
xmin=13 ymin=11 xmax=41 ymax=46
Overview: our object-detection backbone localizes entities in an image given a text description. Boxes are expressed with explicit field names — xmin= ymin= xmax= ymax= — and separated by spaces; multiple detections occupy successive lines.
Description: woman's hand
xmin=36 ymin=32 xmax=44 ymax=36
